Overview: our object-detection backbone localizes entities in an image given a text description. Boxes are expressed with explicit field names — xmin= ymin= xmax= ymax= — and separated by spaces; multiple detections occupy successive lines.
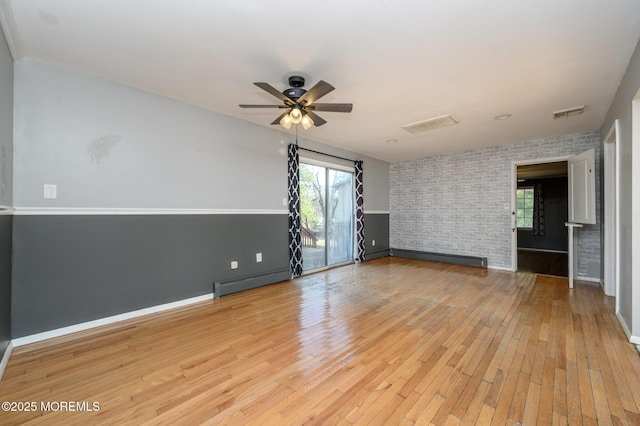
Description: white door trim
xmin=511 ymin=155 xmax=572 ymax=271
xmin=604 ymin=120 xmax=620 ymax=303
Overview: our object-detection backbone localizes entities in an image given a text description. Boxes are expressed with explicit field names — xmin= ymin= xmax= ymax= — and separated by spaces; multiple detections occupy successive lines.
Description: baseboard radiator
xmin=214 ymin=267 xmax=290 ymax=299
xmin=366 ymin=248 xmax=391 ymax=261
xmin=390 ymin=248 xmax=487 ymax=268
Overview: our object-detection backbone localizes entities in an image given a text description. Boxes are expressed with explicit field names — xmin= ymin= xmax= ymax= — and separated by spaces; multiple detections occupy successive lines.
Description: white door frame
xmin=604 ymin=120 xmax=620 ymax=305
xmin=511 ymin=155 xmax=572 ymax=271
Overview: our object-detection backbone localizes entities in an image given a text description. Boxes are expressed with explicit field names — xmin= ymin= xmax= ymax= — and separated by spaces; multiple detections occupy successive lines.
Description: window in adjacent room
xmin=516 ymin=187 xmax=534 ymax=228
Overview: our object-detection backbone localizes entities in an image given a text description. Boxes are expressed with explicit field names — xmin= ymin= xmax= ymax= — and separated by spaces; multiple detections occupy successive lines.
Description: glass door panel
xmin=327 ymin=169 xmax=353 ymax=265
xmin=300 ymin=163 xmax=326 ymax=271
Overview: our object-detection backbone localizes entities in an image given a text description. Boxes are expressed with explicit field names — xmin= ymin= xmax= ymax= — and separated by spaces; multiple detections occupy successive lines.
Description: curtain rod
xmin=298 ymin=147 xmax=355 ymax=163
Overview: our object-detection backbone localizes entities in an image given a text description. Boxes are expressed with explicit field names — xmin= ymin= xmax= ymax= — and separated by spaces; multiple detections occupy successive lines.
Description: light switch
xmin=256 ymin=253 xmax=262 ymax=262
xmin=372 ymin=240 xmax=376 ymax=246
xmin=230 ymin=260 xmax=238 ymax=270
xmin=44 ymin=184 xmax=57 ymax=199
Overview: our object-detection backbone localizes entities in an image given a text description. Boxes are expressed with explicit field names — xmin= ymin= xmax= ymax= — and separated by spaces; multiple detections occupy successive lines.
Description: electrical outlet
xmin=230 ymin=260 xmax=238 ymax=270
xmin=256 ymin=253 xmax=262 ymax=262
xmin=453 ymin=243 xmax=458 ymax=249
xmin=44 ymin=184 xmax=57 ymax=199
xmin=372 ymin=240 xmax=376 ymax=246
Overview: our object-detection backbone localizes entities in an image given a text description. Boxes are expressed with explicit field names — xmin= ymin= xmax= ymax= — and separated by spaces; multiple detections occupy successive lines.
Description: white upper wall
xmin=13 ymin=59 xmax=389 ymax=211
xmin=0 ymin=23 xmax=12 ymax=207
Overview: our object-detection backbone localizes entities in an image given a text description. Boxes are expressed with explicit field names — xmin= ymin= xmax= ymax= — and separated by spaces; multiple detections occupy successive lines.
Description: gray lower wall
xmin=390 ymin=131 xmax=601 ymax=277
xmin=364 ymin=213 xmax=390 ymax=260
xmin=0 ymin=215 xmax=12 ymax=357
xmin=12 ymin=214 xmax=289 ymax=337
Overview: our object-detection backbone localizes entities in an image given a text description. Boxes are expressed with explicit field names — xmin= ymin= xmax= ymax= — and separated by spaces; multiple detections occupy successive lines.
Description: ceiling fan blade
xmin=297 ymin=80 xmax=334 ymax=106
xmin=254 ymin=82 xmax=294 ymax=106
xmin=239 ymin=104 xmax=287 ymax=108
xmin=271 ymin=111 xmax=290 ymax=125
xmin=307 ymin=103 xmax=353 ymax=113
xmin=305 ymin=110 xmax=327 ymax=127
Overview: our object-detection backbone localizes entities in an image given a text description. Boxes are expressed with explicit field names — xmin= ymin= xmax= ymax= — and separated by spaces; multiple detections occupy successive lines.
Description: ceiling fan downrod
xmin=284 ymin=76 xmax=307 ymax=100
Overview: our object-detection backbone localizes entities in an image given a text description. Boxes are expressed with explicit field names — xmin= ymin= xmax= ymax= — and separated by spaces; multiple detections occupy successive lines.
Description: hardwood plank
xmin=384 ymin=390 xmax=421 ymax=426
xmin=538 ymin=356 xmax=556 ymax=425
xmin=591 ymin=369 xmax=614 ymax=426
xmin=522 ymin=381 xmax=541 ymax=425
xmin=577 ymin=355 xmax=598 ymax=418
xmin=507 ymin=371 xmax=530 ymax=423
xmin=477 ymin=404 xmax=496 ymax=425
xmin=459 ymin=379 xmax=491 ymax=425
xmin=414 ymin=394 xmax=445 ymax=425
xmin=491 ymin=350 xmax=525 ymax=425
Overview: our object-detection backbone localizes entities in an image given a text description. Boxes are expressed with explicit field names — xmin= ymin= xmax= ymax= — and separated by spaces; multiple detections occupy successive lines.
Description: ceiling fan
xmin=239 ymin=76 xmax=353 ymax=129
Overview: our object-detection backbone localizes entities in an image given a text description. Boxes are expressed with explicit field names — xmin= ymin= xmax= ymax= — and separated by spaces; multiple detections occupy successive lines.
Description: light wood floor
xmin=2 ymin=257 xmax=640 ymax=425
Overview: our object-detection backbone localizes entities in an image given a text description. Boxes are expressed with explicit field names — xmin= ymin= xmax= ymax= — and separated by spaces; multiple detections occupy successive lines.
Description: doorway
xmin=514 ymin=161 xmax=569 ymax=276
xmin=299 ymin=161 xmax=354 ymax=273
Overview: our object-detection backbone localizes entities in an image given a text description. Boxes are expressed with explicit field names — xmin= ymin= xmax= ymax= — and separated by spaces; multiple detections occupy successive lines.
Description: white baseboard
xmin=517 ymin=247 xmax=568 ymax=254
xmin=615 ymin=311 xmax=640 ymax=344
xmin=617 ymin=312 xmax=631 ymax=339
xmin=488 ymin=265 xmax=514 ymax=272
xmin=575 ymin=276 xmax=602 ymax=284
xmin=12 ymin=293 xmax=214 ymax=347
xmin=0 ymin=341 xmax=13 ymax=382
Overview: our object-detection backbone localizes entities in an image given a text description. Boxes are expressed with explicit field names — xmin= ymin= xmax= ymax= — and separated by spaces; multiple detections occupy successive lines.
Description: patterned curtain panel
xmin=288 ymin=144 xmax=303 ymax=277
xmin=532 ymin=183 xmax=545 ymax=236
xmin=355 ymin=160 xmax=365 ymax=262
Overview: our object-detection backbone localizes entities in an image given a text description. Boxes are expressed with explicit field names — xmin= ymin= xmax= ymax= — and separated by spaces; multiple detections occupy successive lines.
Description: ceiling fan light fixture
xmin=290 ymin=107 xmax=303 ymax=124
xmin=301 ymin=114 xmax=314 ymax=130
xmin=240 ymin=76 xmax=352 ymax=128
xmin=280 ymin=113 xmax=292 ymax=129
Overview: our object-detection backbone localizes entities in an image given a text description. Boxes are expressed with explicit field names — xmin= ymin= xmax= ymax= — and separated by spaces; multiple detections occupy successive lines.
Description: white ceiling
xmin=1 ymin=0 xmax=640 ymax=163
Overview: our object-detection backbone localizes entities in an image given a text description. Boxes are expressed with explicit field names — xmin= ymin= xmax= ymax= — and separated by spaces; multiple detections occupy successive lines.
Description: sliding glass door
xmin=299 ymin=162 xmax=354 ymax=272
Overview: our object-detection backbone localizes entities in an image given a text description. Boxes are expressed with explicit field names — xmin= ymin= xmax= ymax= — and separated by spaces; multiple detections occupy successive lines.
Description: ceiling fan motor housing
xmin=284 ymin=87 xmax=306 ymax=100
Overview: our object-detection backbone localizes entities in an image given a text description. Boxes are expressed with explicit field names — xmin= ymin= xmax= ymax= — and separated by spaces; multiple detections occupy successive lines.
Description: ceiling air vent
xmin=553 ymin=105 xmax=584 ymax=120
xmin=402 ymin=114 xmax=459 ymax=134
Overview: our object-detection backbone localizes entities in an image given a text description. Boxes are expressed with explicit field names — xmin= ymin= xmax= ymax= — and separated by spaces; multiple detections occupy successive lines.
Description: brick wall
xmin=390 ymin=132 xmax=601 ymax=278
